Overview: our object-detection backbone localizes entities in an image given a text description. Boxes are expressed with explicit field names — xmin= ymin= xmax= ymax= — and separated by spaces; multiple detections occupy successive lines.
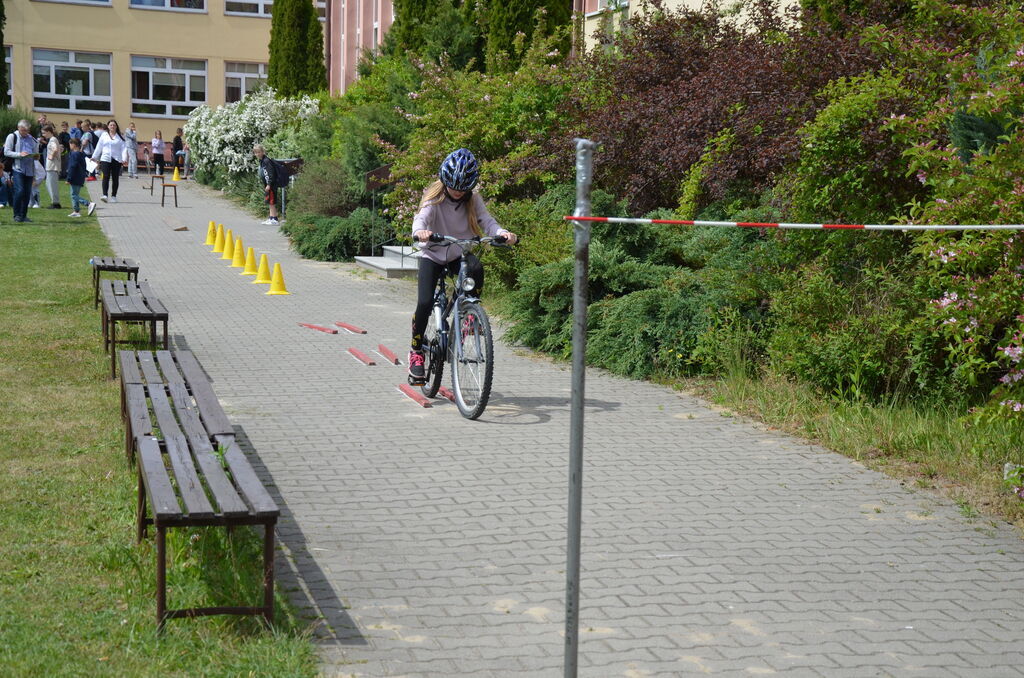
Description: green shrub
xmin=280 ymin=208 xmax=385 ymax=261
xmin=287 ymin=156 xmax=362 ymax=219
xmin=504 ymin=242 xmax=675 ymax=356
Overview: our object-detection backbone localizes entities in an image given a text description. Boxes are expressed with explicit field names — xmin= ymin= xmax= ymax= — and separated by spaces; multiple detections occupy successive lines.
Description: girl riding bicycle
xmin=409 ymin=148 xmax=517 ymax=383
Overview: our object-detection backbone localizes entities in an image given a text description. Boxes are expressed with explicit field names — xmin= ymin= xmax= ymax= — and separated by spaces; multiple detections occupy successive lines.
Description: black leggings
xmin=411 ymin=254 xmax=483 ymax=350
xmin=154 ymin=154 xmax=165 ymax=175
xmin=100 ymin=160 xmax=121 ymax=197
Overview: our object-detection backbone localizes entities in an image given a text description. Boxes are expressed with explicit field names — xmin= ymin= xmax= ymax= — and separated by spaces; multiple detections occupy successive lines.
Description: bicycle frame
xmin=430 ymin=246 xmax=483 ymax=365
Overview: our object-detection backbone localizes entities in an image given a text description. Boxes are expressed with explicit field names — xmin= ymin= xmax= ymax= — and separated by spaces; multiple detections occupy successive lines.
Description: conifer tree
xmin=268 ymin=0 xmax=327 ymax=97
xmin=484 ymin=0 xmax=570 ymax=73
xmin=391 ymin=0 xmax=444 ymax=54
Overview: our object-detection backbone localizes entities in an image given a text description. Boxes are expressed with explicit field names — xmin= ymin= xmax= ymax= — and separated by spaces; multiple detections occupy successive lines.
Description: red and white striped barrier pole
xmin=564 ymin=215 xmax=1024 ymax=231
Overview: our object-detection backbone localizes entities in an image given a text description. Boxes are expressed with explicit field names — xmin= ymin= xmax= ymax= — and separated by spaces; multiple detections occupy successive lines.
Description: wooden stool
xmin=92 ymin=257 xmax=139 ymax=308
xmin=161 ymin=183 xmax=178 ymax=207
xmin=148 ymin=174 xmax=164 ymax=195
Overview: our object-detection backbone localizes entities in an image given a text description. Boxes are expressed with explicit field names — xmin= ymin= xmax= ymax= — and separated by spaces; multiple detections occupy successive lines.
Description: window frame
xmin=31 ymin=48 xmax=113 ymax=115
xmin=130 ymin=55 xmax=207 ymax=119
xmin=224 ymin=0 xmax=272 ymax=17
xmin=129 ymin=0 xmax=207 ymax=14
xmin=31 ymin=0 xmax=112 ymax=6
xmin=224 ymin=61 xmax=268 ymax=104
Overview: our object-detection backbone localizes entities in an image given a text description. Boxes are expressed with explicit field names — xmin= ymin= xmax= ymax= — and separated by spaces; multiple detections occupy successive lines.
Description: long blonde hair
xmin=420 ymin=180 xmax=482 ymax=237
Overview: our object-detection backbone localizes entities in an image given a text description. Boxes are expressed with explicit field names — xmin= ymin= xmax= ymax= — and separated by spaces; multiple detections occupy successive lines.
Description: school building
xmin=4 ymin=0 xmax=304 ymax=142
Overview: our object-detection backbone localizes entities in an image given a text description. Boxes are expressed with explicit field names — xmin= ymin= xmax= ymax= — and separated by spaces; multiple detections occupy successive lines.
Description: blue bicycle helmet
xmin=439 ymin=148 xmax=480 ymax=192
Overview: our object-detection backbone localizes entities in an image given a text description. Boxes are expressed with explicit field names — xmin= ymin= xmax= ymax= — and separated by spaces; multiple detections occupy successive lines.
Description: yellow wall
xmin=7 ymin=0 xmax=271 ymax=140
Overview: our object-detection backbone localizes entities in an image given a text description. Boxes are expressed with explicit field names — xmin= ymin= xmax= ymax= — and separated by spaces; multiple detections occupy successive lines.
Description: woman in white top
xmin=92 ymin=119 xmax=129 ymax=203
xmin=125 ymin=122 xmax=139 ymax=179
xmin=151 ymin=130 xmax=166 ymax=176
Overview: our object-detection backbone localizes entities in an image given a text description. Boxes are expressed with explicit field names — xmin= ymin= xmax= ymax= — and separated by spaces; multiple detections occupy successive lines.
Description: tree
xmin=268 ymin=0 xmax=327 ymax=97
xmin=0 ymin=0 xmax=6 ymax=108
xmin=484 ymin=0 xmax=571 ymax=73
xmin=391 ymin=0 xmax=444 ymax=54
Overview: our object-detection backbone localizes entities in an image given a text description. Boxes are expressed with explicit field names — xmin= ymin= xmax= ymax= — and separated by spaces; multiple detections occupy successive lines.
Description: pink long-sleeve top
xmin=412 ymin=192 xmax=508 ymax=264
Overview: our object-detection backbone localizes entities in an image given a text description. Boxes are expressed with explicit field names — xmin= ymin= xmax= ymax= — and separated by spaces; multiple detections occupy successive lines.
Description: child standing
xmin=408 ymin=148 xmax=517 ymax=382
xmin=66 ymin=138 xmax=95 ymax=217
xmin=41 ymin=124 xmax=62 ymax=209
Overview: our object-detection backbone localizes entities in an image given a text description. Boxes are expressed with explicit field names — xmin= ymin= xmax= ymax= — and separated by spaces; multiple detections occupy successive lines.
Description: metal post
xmin=565 ymin=138 xmax=597 ymax=678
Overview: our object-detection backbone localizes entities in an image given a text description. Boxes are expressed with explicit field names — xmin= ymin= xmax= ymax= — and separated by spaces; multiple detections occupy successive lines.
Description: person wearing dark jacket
xmin=65 ymin=138 xmax=95 ymax=217
xmin=253 ymin=144 xmax=280 ymax=225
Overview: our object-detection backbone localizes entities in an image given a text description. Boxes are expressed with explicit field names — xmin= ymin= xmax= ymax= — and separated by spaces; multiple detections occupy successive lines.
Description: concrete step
xmin=355 ymin=254 xmax=419 ymax=279
xmin=382 ymin=245 xmax=417 ymax=264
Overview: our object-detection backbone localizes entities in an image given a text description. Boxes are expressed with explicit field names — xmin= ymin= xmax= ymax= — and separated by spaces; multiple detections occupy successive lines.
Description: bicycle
xmin=411 ymin=233 xmax=509 ymax=420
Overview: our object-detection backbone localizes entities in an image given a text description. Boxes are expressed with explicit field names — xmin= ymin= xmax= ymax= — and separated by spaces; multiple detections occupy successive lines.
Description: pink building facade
xmin=324 ymin=0 xmax=395 ymax=94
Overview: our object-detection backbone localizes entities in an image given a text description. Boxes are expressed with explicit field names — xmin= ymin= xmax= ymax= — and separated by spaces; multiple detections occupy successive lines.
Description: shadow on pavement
xmin=233 ymin=426 xmax=369 ymax=648
xmin=480 ymin=393 xmax=621 ymax=425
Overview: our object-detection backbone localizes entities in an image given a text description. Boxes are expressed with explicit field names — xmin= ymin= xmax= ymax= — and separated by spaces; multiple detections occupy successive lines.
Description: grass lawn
xmin=0 ymin=183 xmax=318 ymax=677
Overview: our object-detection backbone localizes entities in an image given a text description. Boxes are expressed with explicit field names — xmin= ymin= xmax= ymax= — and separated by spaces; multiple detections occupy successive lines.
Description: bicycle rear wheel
xmin=451 ymin=301 xmax=493 ymax=420
xmin=421 ymin=309 xmax=445 ymax=398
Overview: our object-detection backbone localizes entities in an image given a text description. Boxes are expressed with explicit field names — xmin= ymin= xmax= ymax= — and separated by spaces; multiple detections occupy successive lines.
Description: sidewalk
xmin=94 ymin=175 xmax=1024 ymax=677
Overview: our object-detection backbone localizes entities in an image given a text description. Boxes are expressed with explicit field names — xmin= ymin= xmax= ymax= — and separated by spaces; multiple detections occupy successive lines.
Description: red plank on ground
xmin=397 ymin=383 xmax=432 ymax=408
xmin=377 ymin=344 xmax=401 ymax=365
xmin=438 ymin=386 xmax=455 ymax=402
xmin=335 ymin=321 xmax=367 ymax=334
xmin=298 ymin=323 xmax=338 ymax=334
xmin=348 ymin=348 xmax=376 ymax=366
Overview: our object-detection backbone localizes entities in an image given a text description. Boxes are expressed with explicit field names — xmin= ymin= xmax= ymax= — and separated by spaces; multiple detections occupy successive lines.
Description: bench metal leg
xmin=93 ymin=269 xmax=100 ymax=308
xmin=110 ymin=320 xmax=117 ymax=379
xmin=150 ymin=320 xmax=157 ymax=349
xmin=163 ymin=320 xmax=168 ymax=349
xmin=136 ymin=471 xmax=147 ymax=540
xmin=156 ymin=526 xmax=168 ymax=632
xmin=263 ymin=521 xmax=276 ymax=625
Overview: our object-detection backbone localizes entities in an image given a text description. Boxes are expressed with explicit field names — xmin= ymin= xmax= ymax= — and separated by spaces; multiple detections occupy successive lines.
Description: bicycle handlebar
xmin=413 ymin=234 xmax=510 ymax=246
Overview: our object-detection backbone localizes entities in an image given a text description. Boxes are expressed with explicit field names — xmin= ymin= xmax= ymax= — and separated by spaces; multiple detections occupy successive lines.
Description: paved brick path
xmin=95 ymin=177 xmax=1024 ymax=677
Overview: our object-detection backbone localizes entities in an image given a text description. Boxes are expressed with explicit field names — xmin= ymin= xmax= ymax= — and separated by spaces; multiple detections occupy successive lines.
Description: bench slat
xmin=125 ymin=383 xmax=154 ymax=438
xmin=137 ymin=351 xmax=163 ymax=385
xmin=155 ymin=351 xmax=187 ymax=385
xmin=138 ymin=282 xmax=169 ymax=316
xmin=149 ymin=388 xmax=215 ymax=519
xmin=217 ymin=436 xmax=279 ymax=518
xmin=119 ymin=350 xmax=144 ymax=385
xmin=112 ymin=279 xmax=127 ymax=295
xmin=137 ymin=436 xmax=181 ymax=520
xmin=175 ymin=352 xmax=234 ymax=436
xmin=165 ymin=381 xmax=248 ymax=516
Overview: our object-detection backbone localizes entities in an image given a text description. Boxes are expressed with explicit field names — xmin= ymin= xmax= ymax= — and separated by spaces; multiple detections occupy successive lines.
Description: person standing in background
xmin=58 ymin=121 xmax=71 ymax=180
xmin=41 ymin=123 xmax=62 ymax=209
xmin=4 ymin=120 xmax=38 ymax=223
xmin=125 ymin=122 xmax=139 ymax=179
xmin=151 ymin=130 xmax=166 ymax=176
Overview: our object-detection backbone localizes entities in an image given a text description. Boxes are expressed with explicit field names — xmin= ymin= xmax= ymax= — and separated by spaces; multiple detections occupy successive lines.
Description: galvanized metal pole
xmin=565 ymin=138 xmax=597 ymax=678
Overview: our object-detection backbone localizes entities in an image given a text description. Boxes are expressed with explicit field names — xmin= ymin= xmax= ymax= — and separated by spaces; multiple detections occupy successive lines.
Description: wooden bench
xmin=148 ymin=174 xmax=165 ymax=195
xmin=120 ymin=349 xmax=280 ymax=630
xmin=91 ymin=257 xmax=139 ymax=309
xmin=100 ymin=280 xmax=169 ymax=378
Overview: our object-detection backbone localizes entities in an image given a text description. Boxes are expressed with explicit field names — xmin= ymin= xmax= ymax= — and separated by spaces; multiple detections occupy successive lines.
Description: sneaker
xmin=87 ymin=202 xmax=96 ymax=216
xmin=408 ymin=351 xmax=426 ymax=381
xmin=100 ymin=195 xmax=107 ymax=203
xmin=31 ymin=203 xmax=39 ymax=208
xmin=68 ymin=212 xmax=81 ymax=218
xmin=86 ymin=176 xmax=97 ymax=181
xmin=260 ymin=218 xmax=279 ymax=225
xmin=109 ymin=196 xmax=118 ymax=203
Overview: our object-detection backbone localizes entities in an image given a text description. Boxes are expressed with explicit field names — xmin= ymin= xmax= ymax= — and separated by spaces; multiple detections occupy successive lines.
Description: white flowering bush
xmin=184 ymin=87 xmax=320 ymax=177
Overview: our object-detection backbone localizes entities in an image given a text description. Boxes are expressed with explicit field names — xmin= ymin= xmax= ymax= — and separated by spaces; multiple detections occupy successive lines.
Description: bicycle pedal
xmin=407 ymin=375 xmax=426 ymax=386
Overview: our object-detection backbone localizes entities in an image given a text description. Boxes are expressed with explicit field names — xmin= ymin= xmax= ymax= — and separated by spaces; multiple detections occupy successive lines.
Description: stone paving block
xmin=94 ymin=177 xmax=1024 ymax=676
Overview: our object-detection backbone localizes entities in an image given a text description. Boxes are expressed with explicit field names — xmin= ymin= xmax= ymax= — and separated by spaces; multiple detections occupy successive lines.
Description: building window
xmin=131 ymin=56 xmax=206 ymax=117
xmin=130 ymin=0 xmax=205 ymax=10
xmin=32 ymin=49 xmax=112 ymax=113
xmin=224 ymin=62 xmax=267 ymax=103
xmin=33 ymin=0 xmax=111 ymax=5
xmin=224 ymin=0 xmax=324 ymax=18
xmin=5 ymin=46 xmax=12 ymax=107
xmin=225 ymin=0 xmax=271 ymax=16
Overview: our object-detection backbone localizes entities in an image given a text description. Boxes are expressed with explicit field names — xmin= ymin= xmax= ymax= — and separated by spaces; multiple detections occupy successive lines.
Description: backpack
xmin=267 ymin=157 xmax=292 ymax=188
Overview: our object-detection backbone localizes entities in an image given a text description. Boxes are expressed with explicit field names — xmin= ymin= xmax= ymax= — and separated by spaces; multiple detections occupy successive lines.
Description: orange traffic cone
xmin=220 ymin=229 xmax=235 ymax=260
xmin=252 ymin=253 xmax=272 ymax=284
xmin=265 ymin=263 xmax=290 ymax=295
xmin=240 ymin=247 xmax=258 ymax=276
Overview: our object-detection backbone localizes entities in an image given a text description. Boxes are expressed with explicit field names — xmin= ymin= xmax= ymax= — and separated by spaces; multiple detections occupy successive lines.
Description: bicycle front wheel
xmin=451 ymin=301 xmax=494 ymax=420
xmin=421 ymin=309 xmax=445 ymax=398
